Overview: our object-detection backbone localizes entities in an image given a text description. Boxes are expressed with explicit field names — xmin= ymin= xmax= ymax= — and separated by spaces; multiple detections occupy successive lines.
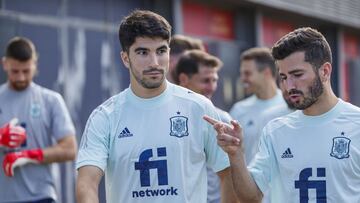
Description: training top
xmin=256 ymin=104 xmax=294 ymax=142
xmin=0 ymin=82 xmax=75 ymax=202
xmin=253 ymin=104 xmax=294 ymax=203
xmin=230 ymin=89 xmax=285 ymax=164
xmin=76 ymin=82 xmax=230 ymax=203
xmin=249 ymin=99 xmax=360 ymax=202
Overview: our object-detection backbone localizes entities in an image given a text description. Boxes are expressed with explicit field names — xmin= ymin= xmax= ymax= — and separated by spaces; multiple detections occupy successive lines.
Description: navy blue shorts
xmin=24 ymin=198 xmax=55 ymax=203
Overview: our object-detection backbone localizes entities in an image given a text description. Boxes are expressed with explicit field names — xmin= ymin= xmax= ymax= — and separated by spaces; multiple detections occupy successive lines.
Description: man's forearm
xmin=42 ymin=135 xmax=77 ymax=163
xmin=76 ymin=166 xmax=103 ymax=203
xmin=219 ymin=168 xmax=239 ymax=203
xmin=229 ymin=153 xmax=263 ymax=203
xmin=76 ymin=183 xmax=99 ymax=203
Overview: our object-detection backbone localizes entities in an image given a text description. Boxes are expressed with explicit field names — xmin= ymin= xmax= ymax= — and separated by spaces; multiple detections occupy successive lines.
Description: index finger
xmin=203 ymin=115 xmax=221 ymax=126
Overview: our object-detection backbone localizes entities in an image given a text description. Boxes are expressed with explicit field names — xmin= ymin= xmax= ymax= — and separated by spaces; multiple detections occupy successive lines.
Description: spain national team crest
xmin=169 ymin=114 xmax=189 ymax=138
xmin=330 ymin=137 xmax=351 ymax=159
xmin=30 ymin=103 xmax=41 ymax=118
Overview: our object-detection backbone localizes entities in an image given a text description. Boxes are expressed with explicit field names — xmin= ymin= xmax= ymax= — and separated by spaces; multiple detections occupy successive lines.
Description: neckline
xmin=297 ymin=98 xmax=342 ymax=124
xmin=126 ymin=81 xmax=172 ymax=109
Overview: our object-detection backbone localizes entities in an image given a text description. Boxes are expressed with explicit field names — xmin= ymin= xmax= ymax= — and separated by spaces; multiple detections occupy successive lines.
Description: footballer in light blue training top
xmin=208 ymin=27 xmax=360 ymax=203
xmin=76 ymin=10 xmax=235 ymax=203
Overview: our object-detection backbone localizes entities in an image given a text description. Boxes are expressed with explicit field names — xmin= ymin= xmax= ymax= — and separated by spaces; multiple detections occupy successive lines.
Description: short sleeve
xmin=204 ymin=101 xmax=230 ymax=173
xmin=229 ymin=103 xmax=237 ymax=118
xmin=247 ymin=127 xmax=277 ymax=194
xmin=76 ymin=107 xmax=110 ymax=172
xmin=50 ymin=93 xmax=76 ymax=140
xmin=217 ymin=108 xmax=232 ymax=123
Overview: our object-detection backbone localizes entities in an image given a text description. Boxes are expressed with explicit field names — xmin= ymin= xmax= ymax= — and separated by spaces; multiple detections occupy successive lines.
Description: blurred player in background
xmin=167 ymin=34 xmax=205 ymax=83
xmin=174 ymin=49 xmax=232 ymax=203
xmin=0 ymin=37 xmax=77 ymax=203
xmin=229 ymin=47 xmax=285 ymax=165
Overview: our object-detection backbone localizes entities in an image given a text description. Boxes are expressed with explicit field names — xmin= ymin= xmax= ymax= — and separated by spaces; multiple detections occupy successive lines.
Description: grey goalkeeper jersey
xmin=0 ymin=82 xmax=75 ymax=203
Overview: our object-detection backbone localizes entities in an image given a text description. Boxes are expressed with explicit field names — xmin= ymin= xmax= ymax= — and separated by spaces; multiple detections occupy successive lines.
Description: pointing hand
xmin=203 ymin=115 xmax=244 ymax=156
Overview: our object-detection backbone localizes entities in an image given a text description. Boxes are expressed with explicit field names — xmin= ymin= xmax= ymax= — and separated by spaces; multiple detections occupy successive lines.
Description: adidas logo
xmin=118 ymin=127 xmax=133 ymax=138
xmin=281 ymin=148 xmax=293 ymax=158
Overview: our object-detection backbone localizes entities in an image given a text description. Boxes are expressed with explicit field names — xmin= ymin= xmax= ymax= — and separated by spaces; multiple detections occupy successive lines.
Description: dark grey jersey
xmin=0 ymin=82 xmax=75 ymax=202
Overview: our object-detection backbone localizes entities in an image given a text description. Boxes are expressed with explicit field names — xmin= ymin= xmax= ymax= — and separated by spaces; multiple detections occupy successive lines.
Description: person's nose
xmin=205 ymin=81 xmax=217 ymax=96
xmin=149 ymin=53 xmax=159 ymax=68
xmin=16 ymin=72 xmax=26 ymax=82
xmin=209 ymin=81 xmax=217 ymax=92
xmin=284 ymin=77 xmax=296 ymax=91
xmin=240 ymin=74 xmax=246 ymax=83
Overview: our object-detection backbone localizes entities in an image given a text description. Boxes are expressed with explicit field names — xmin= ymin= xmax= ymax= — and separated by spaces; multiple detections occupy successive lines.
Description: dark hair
xmin=119 ymin=10 xmax=172 ymax=52
xmin=5 ymin=37 xmax=37 ymax=61
xmin=174 ymin=50 xmax=222 ymax=84
xmin=272 ymin=27 xmax=332 ymax=70
xmin=170 ymin=35 xmax=205 ymax=55
xmin=241 ymin=47 xmax=276 ymax=77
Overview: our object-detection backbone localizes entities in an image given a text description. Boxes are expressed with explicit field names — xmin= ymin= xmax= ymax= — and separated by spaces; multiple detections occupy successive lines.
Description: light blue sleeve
xmin=216 ymin=108 xmax=232 ymax=123
xmin=229 ymin=103 xmax=237 ymax=118
xmin=76 ymin=107 xmax=110 ymax=172
xmin=247 ymin=127 xmax=277 ymax=194
xmin=50 ymin=93 xmax=76 ymax=140
xmin=204 ymin=102 xmax=230 ymax=173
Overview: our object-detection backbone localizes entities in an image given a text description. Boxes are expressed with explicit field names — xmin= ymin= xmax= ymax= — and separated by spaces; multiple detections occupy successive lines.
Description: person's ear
xmin=178 ymin=73 xmax=189 ymax=87
xmin=319 ymin=62 xmax=332 ymax=83
xmin=2 ymin=57 xmax=8 ymax=72
xmin=120 ymin=51 xmax=130 ymax=69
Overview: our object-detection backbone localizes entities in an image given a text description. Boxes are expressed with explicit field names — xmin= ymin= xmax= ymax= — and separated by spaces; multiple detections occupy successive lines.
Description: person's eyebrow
xmin=156 ymin=45 xmax=168 ymax=50
xmin=134 ymin=47 xmax=149 ymax=52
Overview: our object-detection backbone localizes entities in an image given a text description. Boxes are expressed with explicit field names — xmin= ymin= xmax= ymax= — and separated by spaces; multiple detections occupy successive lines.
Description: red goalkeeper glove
xmin=3 ymin=149 xmax=43 ymax=177
xmin=0 ymin=118 xmax=26 ymax=148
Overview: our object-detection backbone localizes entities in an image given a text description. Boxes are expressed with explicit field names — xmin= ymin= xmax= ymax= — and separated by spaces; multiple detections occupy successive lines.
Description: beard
xmin=129 ymin=62 xmax=165 ymax=89
xmin=283 ymin=94 xmax=296 ymax=110
xmin=10 ymin=81 xmax=30 ymax=91
xmin=288 ymin=74 xmax=324 ymax=110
